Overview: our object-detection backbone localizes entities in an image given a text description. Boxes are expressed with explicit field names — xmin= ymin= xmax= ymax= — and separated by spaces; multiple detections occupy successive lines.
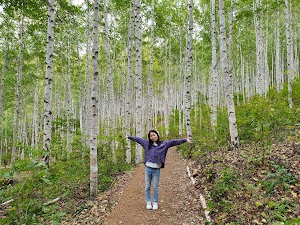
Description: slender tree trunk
xmin=31 ymin=80 xmax=39 ymax=149
xmin=178 ymin=27 xmax=183 ymax=136
xmin=66 ymin=30 xmax=73 ymax=159
xmin=210 ymin=0 xmax=218 ymax=130
xmin=148 ymin=0 xmax=155 ymax=130
xmin=90 ymin=0 xmax=100 ymax=199
xmin=135 ymin=0 xmax=143 ymax=164
xmin=228 ymin=0 xmax=234 ymax=84
xmin=43 ymin=0 xmax=55 ymax=167
xmin=11 ymin=13 xmax=25 ymax=168
xmin=219 ymin=0 xmax=239 ymax=149
xmin=284 ymin=0 xmax=293 ymax=108
xmin=125 ymin=0 xmax=135 ymax=164
xmin=185 ymin=0 xmax=193 ymax=140
xmin=104 ymin=0 xmax=116 ymax=162
xmin=275 ymin=10 xmax=282 ymax=90
xmin=0 ymin=37 xmax=7 ymax=162
xmin=254 ymin=0 xmax=264 ymax=95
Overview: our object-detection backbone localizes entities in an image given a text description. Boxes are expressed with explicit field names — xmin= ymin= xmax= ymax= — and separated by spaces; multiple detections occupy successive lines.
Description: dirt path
xmin=103 ymin=148 xmax=204 ymax=225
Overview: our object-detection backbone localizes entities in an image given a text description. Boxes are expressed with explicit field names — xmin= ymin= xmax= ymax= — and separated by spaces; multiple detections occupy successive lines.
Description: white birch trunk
xmin=90 ymin=0 xmax=100 ymax=199
xmin=104 ymin=0 xmax=114 ymax=125
xmin=254 ymin=0 xmax=264 ymax=96
xmin=125 ymin=0 xmax=135 ymax=164
xmin=185 ymin=0 xmax=193 ymax=140
xmin=43 ymin=0 xmax=55 ymax=167
xmin=164 ymin=83 xmax=170 ymax=137
xmin=284 ymin=0 xmax=293 ymax=108
xmin=104 ymin=0 xmax=116 ymax=162
xmin=210 ymin=0 xmax=218 ymax=130
xmin=263 ymin=31 xmax=270 ymax=94
xmin=66 ymin=31 xmax=73 ymax=159
xmin=179 ymin=28 xmax=183 ymax=136
xmin=135 ymin=0 xmax=143 ymax=164
xmin=228 ymin=0 xmax=234 ymax=84
xmin=275 ymin=11 xmax=282 ymax=90
xmin=148 ymin=0 xmax=155 ymax=130
xmin=11 ymin=14 xmax=25 ymax=168
xmin=0 ymin=37 xmax=7 ymax=153
xmin=219 ymin=0 xmax=239 ymax=149
xmin=75 ymin=30 xmax=84 ymax=154
xmin=31 ymin=80 xmax=39 ymax=149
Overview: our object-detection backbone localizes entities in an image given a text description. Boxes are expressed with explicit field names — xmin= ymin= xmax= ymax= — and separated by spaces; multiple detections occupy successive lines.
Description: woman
xmin=126 ymin=130 xmax=192 ymax=210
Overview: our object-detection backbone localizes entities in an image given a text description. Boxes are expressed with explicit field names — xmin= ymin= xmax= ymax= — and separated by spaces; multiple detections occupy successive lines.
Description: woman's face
xmin=149 ymin=132 xmax=159 ymax=142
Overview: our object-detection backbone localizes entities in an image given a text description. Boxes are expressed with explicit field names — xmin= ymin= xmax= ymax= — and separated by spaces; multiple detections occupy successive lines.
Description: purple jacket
xmin=128 ymin=136 xmax=187 ymax=168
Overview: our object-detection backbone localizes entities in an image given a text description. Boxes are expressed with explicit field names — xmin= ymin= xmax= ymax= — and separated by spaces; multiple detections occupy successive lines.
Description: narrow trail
xmin=103 ymin=148 xmax=204 ymax=225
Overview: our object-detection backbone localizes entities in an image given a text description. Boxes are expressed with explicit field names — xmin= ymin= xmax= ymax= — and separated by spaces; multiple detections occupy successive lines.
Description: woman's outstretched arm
xmin=126 ymin=135 xmax=148 ymax=149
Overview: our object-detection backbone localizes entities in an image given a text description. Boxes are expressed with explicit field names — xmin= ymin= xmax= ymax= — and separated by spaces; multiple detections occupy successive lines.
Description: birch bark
xmin=0 ymin=38 xmax=7 ymax=167
xmin=135 ymin=0 xmax=143 ymax=164
xmin=43 ymin=0 xmax=55 ymax=167
xmin=210 ymin=0 xmax=218 ymax=130
xmin=148 ymin=0 xmax=155 ymax=130
xmin=11 ymin=13 xmax=25 ymax=168
xmin=0 ymin=38 xmax=7 ymax=144
xmin=284 ymin=0 xmax=293 ymax=108
xmin=104 ymin=0 xmax=116 ymax=162
xmin=179 ymin=27 xmax=183 ymax=136
xmin=31 ymin=80 xmax=39 ymax=149
xmin=219 ymin=0 xmax=239 ymax=149
xmin=185 ymin=0 xmax=193 ymax=140
xmin=66 ymin=31 xmax=73 ymax=159
xmin=90 ymin=0 xmax=100 ymax=199
xmin=125 ymin=0 xmax=135 ymax=163
xmin=104 ymin=0 xmax=114 ymax=126
xmin=254 ymin=0 xmax=264 ymax=95
xmin=275 ymin=11 xmax=282 ymax=90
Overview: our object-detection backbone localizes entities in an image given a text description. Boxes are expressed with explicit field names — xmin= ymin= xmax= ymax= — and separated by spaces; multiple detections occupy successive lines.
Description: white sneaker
xmin=146 ymin=201 xmax=152 ymax=210
xmin=152 ymin=202 xmax=158 ymax=210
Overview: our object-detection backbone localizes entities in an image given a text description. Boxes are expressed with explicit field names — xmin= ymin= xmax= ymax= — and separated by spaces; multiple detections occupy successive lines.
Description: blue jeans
xmin=145 ymin=166 xmax=161 ymax=203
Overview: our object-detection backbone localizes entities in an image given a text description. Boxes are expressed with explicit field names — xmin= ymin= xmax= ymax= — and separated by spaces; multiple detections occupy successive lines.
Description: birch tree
xmin=43 ymin=0 xmax=55 ymax=167
xmin=104 ymin=0 xmax=116 ymax=161
xmin=90 ymin=0 xmax=100 ymax=199
xmin=210 ymin=0 xmax=218 ymax=130
xmin=125 ymin=0 xmax=135 ymax=164
xmin=185 ymin=0 xmax=193 ymax=140
xmin=219 ymin=0 xmax=239 ymax=149
xmin=254 ymin=0 xmax=264 ymax=95
xmin=0 ymin=38 xmax=7 ymax=136
xmin=66 ymin=29 xmax=73 ymax=159
xmin=284 ymin=0 xmax=293 ymax=108
xmin=135 ymin=0 xmax=143 ymax=164
xmin=11 ymin=13 xmax=25 ymax=168
xmin=0 ymin=37 xmax=7 ymax=168
xmin=148 ymin=0 xmax=155 ymax=130
xmin=31 ymin=80 xmax=39 ymax=149
xmin=275 ymin=11 xmax=283 ymax=90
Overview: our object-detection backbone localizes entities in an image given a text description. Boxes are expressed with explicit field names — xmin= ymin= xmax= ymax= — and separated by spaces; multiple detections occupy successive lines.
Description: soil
xmin=102 ymin=148 xmax=204 ymax=225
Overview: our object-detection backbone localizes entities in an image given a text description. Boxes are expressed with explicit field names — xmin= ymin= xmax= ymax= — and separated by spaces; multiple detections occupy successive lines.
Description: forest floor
xmin=61 ymin=148 xmax=205 ymax=225
xmin=59 ymin=140 xmax=300 ymax=225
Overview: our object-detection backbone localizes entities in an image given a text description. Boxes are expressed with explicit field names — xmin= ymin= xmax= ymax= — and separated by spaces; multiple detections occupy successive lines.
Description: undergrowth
xmin=0 ymin=136 xmax=132 ymax=224
xmin=173 ymin=79 xmax=300 ymax=224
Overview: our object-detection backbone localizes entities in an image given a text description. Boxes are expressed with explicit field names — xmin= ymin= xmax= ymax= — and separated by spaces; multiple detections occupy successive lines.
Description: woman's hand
xmin=187 ymin=137 xmax=193 ymax=144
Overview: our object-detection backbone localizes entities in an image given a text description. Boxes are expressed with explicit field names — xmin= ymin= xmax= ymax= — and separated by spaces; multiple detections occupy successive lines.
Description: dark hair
xmin=147 ymin=130 xmax=161 ymax=149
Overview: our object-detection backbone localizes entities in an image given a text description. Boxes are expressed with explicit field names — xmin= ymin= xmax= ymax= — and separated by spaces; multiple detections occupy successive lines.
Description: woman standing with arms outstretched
xmin=126 ymin=130 xmax=192 ymax=210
